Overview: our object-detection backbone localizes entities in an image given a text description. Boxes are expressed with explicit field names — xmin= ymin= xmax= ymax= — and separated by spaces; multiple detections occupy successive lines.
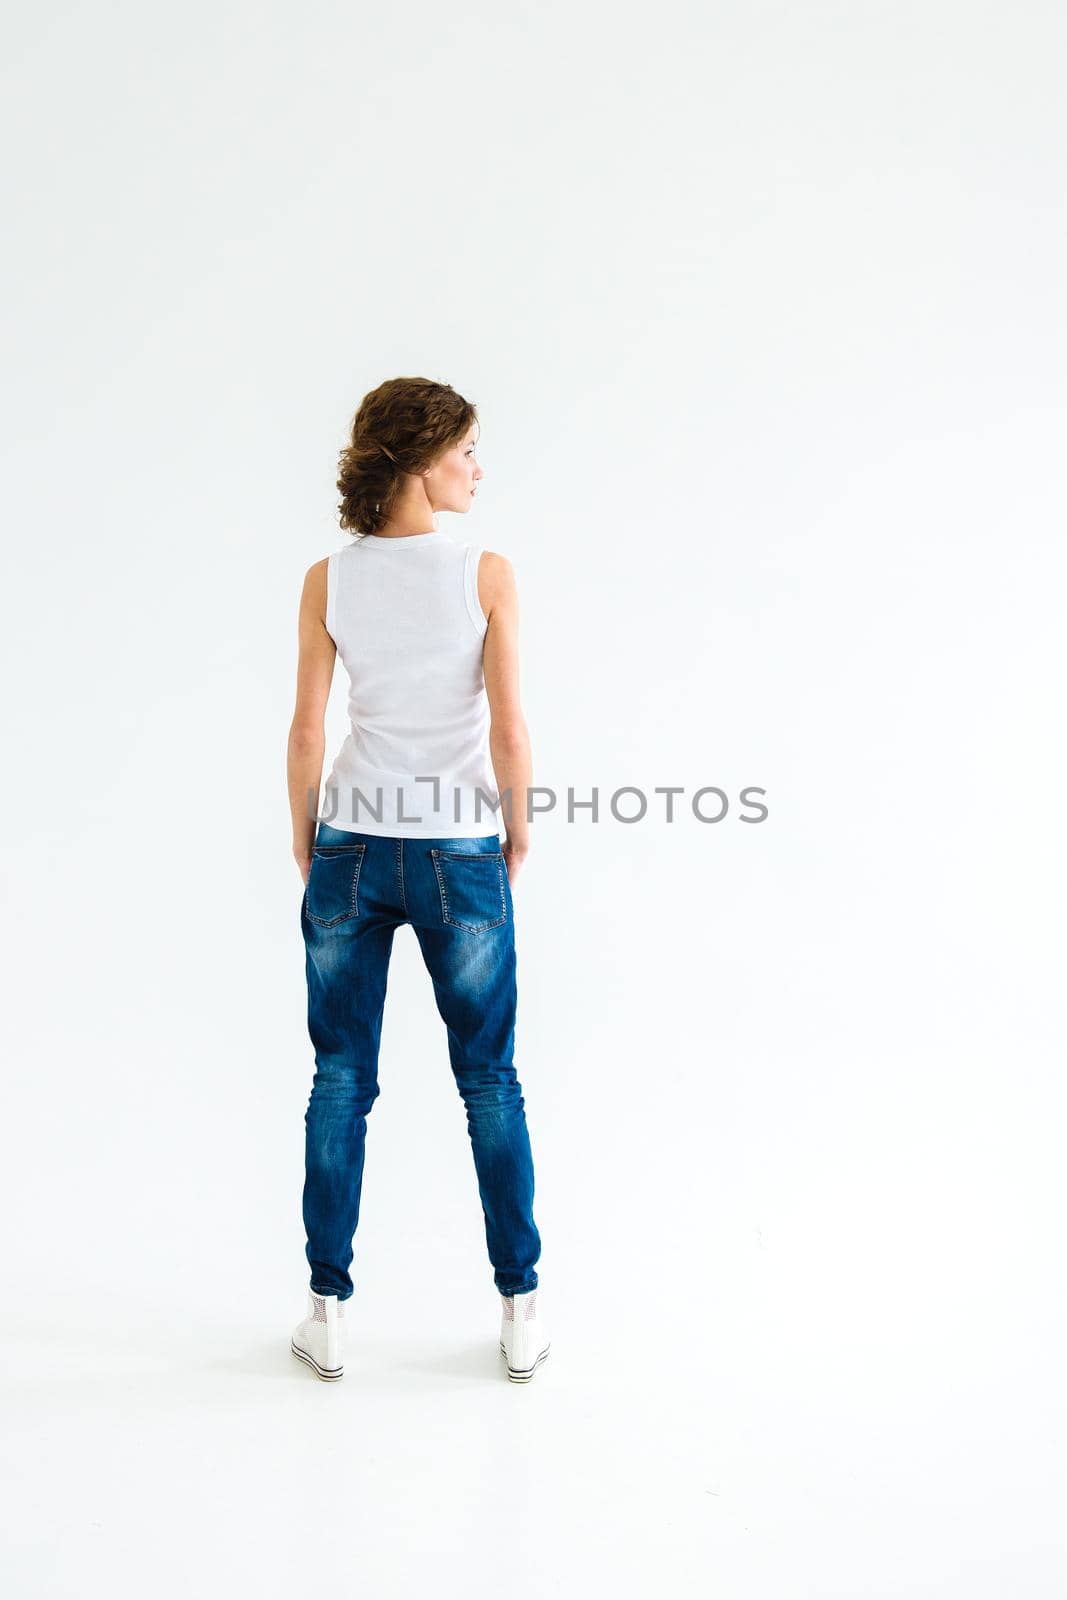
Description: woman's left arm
xmin=288 ymin=559 xmax=335 ymax=880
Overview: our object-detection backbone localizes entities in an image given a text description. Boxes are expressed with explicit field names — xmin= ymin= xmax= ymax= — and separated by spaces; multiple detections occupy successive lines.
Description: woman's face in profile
xmin=427 ymin=428 xmax=484 ymax=512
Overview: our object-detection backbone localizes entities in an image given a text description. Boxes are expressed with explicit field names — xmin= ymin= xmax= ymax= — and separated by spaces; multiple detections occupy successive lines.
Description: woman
xmin=286 ymin=377 xmax=549 ymax=1384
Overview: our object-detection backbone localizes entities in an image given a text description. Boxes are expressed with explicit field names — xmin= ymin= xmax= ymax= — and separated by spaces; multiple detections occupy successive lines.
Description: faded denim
xmin=300 ymin=821 xmax=541 ymax=1301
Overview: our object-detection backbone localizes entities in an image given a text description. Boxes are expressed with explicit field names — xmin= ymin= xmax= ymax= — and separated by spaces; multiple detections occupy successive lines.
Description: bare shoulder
xmin=302 ymin=557 xmax=329 ymax=621
xmin=476 ymin=549 xmax=517 ymax=624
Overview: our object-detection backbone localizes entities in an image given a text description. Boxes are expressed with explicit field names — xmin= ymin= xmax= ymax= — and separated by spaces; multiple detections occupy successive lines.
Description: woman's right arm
xmin=480 ymin=551 xmax=532 ymax=882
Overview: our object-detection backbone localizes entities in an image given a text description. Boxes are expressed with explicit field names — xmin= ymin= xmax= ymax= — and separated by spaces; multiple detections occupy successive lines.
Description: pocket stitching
xmin=430 ymin=849 xmax=508 ymax=932
xmin=304 ymin=843 xmax=366 ymax=927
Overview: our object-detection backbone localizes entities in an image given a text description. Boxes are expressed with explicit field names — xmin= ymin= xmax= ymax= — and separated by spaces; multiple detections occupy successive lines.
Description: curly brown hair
xmin=336 ymin=376 xmax=478 ymax=536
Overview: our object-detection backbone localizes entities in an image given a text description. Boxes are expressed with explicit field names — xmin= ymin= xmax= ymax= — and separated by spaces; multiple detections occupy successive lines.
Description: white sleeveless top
xmin=320 ymin=530 xmax=502 ymax=838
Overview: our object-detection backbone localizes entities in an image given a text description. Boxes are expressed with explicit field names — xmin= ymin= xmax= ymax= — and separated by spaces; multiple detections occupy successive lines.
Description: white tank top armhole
xmin=463 ymin=544 xmax=488 ymax=637
xmin=325 ymin=549 xmax=340 ymax=644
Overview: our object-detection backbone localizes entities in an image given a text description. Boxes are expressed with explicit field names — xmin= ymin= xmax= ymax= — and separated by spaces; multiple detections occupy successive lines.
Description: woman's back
xmin=321 ymin=530 xmax=502 ymax=838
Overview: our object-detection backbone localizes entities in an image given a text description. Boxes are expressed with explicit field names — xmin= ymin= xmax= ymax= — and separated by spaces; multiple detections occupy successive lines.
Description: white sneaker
xmin=499 ymin=1287 xmax=550 ymax=1382
xmin=291 ymin=1287 xmax=345 ymax=1381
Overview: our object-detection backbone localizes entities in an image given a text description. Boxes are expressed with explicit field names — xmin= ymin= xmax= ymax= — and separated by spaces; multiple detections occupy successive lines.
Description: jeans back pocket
xmin=430 ymin=849 xmax=508 ymax=932
xmin=304 ymin=842 xmax=366 ymax=927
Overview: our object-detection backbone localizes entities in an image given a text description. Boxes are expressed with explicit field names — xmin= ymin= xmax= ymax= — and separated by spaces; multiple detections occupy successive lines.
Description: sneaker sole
xmin=290 ymin=1338 xmax=344 ymax=1381
xmin=499 ymin=1338 xmax=551 ymax=1382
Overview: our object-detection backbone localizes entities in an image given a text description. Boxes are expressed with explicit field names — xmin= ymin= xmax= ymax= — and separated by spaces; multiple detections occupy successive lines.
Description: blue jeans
xmin=300 ymin=821 xmax=541 ymax=1301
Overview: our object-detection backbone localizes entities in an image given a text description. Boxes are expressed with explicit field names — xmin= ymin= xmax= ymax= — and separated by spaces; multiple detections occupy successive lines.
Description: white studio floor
xmin=2 ymin=1242 xmax=1058 ymax=1600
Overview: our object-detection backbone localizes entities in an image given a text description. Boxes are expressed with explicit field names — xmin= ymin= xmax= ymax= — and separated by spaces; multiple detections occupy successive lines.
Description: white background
xmin=2 ymin=2 xmax=1064 ymax=1595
